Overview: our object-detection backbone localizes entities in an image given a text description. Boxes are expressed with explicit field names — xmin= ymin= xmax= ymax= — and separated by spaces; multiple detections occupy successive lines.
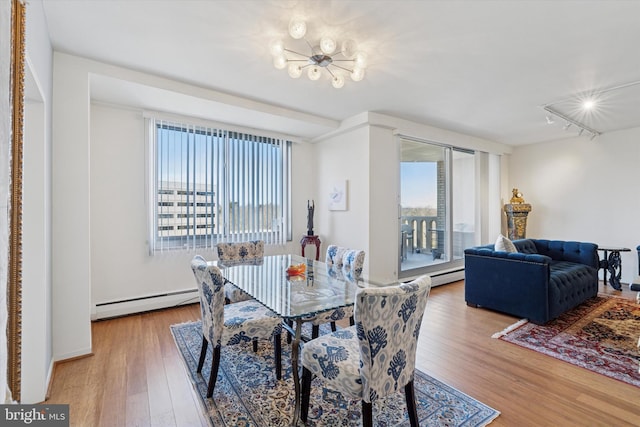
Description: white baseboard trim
xmin=400 ymin=268 xmax=465 ymax=287
xmin=54 ymin=347 xmax=93 ymax=363
xmin=92 ymin=288 xmax=199 ymax=320
xmin=430 ymin=268 xmax=465 ymax=286
xmin=45 ymin=358 xmax=55 ymax=401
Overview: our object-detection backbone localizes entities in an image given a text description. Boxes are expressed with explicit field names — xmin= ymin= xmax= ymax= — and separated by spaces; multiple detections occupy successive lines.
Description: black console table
xmin=598 ymin=246 xmax=631 ymax=291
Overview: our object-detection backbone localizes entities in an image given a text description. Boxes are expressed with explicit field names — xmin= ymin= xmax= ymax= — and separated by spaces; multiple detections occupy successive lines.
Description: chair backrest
xmin=216 ymin=240 xmax=265 ymax=262
xmin=325 ymin=245 xmax=366 ymax=276
xmin=191 ymin=255 xmax=225 ymax=346
xmin=355 ymin=275 xmax=431 ymax=403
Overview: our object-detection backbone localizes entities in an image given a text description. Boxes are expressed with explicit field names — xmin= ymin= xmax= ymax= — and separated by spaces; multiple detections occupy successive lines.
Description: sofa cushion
xmin=495 ymin=234 xmax=517 ymax=252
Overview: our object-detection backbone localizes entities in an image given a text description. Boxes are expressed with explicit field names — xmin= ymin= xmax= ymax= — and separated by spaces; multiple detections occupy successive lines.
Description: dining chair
xmin=300 ymin=275 xmax=431 ymax=426
xmin=216 ymin=240 xmax=265 ymax=304
xmin=306 ymin=245 xmax=365 ymax=338
xmin=190 ymin=255 xmax=282 ymax=398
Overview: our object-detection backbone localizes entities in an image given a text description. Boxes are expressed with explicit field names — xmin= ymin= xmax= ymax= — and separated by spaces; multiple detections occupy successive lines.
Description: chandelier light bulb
xmin=351 ymin=67 xmax=365 ymax=82
xmin=341 ymin=39 xmax=358 ymax=59
xmin=354 ymin=51 xmax=368 ymax=68
xmin=288 ymin=63 xmax=302 ymax=78
xmin=308 ymin=65 xmax=321 ymax=81
xmin=320 ymin=37 xmax=337 ymax=55
xmin=332 ymin=75 xmax=345 ymax=89
xmin=288 ymin=19 xmax=307 ymax=39
xmin=273 ymin=55 xmax=287 ymax=70
xmin=269 ymin=39 xmax=284 ymax=56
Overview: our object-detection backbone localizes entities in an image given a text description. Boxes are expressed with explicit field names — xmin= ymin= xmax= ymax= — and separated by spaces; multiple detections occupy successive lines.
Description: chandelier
xmin=269 ymin=19 xmax=367 ymax=89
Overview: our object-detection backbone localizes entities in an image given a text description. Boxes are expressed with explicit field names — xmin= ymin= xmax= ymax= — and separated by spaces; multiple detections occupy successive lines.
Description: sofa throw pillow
xmin=495 ymin=234 xmax=517 ymax=253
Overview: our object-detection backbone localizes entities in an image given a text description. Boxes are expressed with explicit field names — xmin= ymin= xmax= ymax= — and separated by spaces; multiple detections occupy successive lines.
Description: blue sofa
xmin=464 ymin=239 xmax=600 ymax=324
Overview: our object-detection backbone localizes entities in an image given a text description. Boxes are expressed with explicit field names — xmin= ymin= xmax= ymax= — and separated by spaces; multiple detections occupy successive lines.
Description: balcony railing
xmin=401 ymin=216 xmax=475 ymax=260
xmin=402 ymin=216 xmax=439 ymax=254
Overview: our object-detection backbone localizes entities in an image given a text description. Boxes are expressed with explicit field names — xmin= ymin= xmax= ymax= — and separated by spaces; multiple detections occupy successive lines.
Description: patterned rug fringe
xmin=491 ymin=318 xmax=528 ymax=338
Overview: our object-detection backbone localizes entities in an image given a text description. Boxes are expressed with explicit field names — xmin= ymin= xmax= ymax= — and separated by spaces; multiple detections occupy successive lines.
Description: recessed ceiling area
xmin=42 ymin=0 xmax=640 ymax=145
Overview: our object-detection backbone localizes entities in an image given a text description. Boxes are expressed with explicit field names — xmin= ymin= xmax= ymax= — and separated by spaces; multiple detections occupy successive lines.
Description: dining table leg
xmin=291 ymin=320 xmax=303 ymax=426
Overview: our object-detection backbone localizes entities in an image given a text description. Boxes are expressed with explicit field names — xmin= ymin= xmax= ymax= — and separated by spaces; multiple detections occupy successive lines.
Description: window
xmin=147 ymin=119 xmax=291 ymax=253
xmin=399 ymin=137 xmax=478 ymax=277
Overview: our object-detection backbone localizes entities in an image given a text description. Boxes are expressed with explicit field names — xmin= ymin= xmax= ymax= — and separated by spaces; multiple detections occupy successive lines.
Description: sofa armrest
xmin=464 ymin=249 xmax=552 ymax=323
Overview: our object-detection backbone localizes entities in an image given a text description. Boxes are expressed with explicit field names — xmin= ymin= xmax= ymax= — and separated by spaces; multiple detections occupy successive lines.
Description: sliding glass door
xmin=399 ymin=138 xmax=476 ymax=278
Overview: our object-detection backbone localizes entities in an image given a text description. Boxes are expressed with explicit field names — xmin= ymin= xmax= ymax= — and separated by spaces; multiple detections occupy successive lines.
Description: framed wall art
xmin=328 ymin=180 xmax=347 ymax=211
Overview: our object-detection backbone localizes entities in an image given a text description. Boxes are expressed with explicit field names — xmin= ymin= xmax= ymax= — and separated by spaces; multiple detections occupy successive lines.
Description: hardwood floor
xmin=46 ymin=281 xmax=640 ymax=426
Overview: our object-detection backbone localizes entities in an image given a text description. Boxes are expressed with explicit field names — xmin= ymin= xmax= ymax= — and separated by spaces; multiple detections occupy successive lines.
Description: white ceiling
xmin=41 ymin=0 xmax=640 ymax=145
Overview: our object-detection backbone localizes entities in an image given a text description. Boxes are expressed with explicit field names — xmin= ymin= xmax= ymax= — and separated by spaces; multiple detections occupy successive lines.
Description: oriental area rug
xmin=493 ymin=295 xmax=640 ymax=387
xmin=171 ymin=321 xmax=500 ymax=426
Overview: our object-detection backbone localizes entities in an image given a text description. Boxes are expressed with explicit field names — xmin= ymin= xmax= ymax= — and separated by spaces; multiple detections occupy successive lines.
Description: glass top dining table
xmin=217 ymin=253 xmax=366 ymax=320
xmin=216 ymin=253 xmax=373 ymax=426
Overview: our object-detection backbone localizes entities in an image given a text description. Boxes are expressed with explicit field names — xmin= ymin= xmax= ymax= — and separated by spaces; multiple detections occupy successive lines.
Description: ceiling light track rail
xmin=542 ymin=105 xmax=600 ymax=140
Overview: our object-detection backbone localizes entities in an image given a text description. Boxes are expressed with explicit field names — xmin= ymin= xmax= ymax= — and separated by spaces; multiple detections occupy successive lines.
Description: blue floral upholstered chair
xmin=216 ymin=240 xmax=265 ymax=304
xmin=190 ymin=255 xmax=282 ymax=398
xmin=300 ymin=275 xmax=431 ymax=426
xmin=306 ymin=245 xmax=366 ymax=338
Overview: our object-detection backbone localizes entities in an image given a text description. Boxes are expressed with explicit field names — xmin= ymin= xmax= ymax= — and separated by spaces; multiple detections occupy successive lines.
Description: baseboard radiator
xmin=93 ymin=288 xmax=199 ymax=320
xmin=431 ymin=268 xmax=465 ymax=286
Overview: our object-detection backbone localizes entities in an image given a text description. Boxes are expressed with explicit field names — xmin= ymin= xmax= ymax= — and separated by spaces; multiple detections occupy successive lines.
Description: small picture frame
xmin=329 ymin=180 xmax=347 ymax=211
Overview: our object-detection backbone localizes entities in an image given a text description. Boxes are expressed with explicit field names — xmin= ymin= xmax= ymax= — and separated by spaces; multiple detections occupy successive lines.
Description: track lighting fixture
xmin=541 ymin=105 xmax=600 ymax=140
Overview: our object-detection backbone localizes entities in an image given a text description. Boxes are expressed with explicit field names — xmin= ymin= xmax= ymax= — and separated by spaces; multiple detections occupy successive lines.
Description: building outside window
xmin=147 ymin=119 xmax=291 ymax=253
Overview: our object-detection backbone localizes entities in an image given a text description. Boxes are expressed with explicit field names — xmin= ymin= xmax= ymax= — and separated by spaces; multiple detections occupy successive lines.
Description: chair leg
xmin=311 ymin=325 xmax=320 ymax=339
xmin=330 ymin=321 xmax=337 ymax=332
xmin=274 ymin=333 xmax=282 ymax=380
xmin=361 ymin=400 xmax=373 ymax=427
xmin=301 ymin=367 xmax=313 ymax=422
xmin=349 ymin=316 xmax=355 ymax=326
xmin=286 ymin=319 xmax=293 ymax=344
xmin=206 ymin=346 xmax=221 ymax=398
xmin=405 ymin=380 xmax=419 ymax=427
xmin=197 ymin=335 xmax=208 ymax=373
xmin=253 ymin=339 xmax=258 ymax=353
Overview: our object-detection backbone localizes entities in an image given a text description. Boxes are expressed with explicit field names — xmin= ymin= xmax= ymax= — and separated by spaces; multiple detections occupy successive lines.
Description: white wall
xmin=22 ymin=0 xmax=53 ymax=403
xmin=51 ymin=53 xmax=92 ymax=361
xmin=509 ymin=127 xmax=640 ymax=284
xmin=368 ymin=125 xmax=401 ymax=282
xmin=313 ymin=124 xmax=372 ymax=275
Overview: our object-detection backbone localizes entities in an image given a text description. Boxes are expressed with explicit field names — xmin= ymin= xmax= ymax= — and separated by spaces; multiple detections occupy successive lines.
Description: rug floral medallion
xmin=497 ymin=295 xmax=640 ymax=387
xmin=171 ymin=321 xmax=500 ymax=426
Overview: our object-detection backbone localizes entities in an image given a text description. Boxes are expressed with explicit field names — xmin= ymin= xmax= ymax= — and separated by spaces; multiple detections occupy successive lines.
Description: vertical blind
xmin=148 ymin=118 xmax=290 ymax=253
